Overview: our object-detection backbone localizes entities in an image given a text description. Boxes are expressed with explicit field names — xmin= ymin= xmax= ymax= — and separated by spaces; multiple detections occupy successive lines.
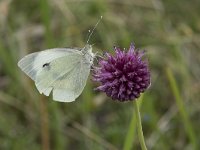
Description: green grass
xmin=0 ymin=0 xmax=200 ymax=149
xmin=166 ymin=68 xmax=198 ymax=149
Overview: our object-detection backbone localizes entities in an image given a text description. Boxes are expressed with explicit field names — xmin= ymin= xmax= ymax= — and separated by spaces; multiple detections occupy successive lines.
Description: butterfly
xmin=18 ymin=44 xmax=95 ymax=102
xmin=18 ymin=16 xmax=102 ymax=102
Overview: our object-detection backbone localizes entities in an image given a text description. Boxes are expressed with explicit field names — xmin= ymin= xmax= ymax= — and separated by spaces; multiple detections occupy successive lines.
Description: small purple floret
xmin=93 ymin=43 xmax=151 ymax=102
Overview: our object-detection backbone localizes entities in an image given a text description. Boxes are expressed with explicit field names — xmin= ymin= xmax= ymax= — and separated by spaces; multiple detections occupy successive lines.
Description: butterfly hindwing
xmin=52 ymin=59 xmax=91 ymax=102
xmin=35 ymin=53 xmax=83 ymax=102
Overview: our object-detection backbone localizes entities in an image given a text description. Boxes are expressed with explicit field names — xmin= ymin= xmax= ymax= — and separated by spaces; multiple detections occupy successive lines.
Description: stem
xmin=123 ymin=95 xmax=144 ymax=150
xmin=133 ymin=100 xmax=147 ymax=150
xmin=39 ymin=0 xmax=54 ymax=149
xmin=40 ymin=96 xmax=50 ymax=150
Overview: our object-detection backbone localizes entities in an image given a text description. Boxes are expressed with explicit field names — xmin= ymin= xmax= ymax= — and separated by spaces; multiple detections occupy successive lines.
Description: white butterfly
xmin=18 ymin=16 xmax=103 ymax=102
xmin=18 ymin=44 xmax=94 ymax=102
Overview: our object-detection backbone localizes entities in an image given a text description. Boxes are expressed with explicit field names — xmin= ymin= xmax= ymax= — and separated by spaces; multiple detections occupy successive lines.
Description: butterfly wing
xmin=18 ymin=48 xmax=92 ymax=102
xmin=51 ymin=58 xmax=91 ymax=102
xmin=18 ymin=48 xmax=80 ymax=80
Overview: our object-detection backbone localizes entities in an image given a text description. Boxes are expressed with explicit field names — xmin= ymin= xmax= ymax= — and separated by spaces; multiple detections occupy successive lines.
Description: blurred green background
xmin=0 ymin=0 xmax=200 ymax=150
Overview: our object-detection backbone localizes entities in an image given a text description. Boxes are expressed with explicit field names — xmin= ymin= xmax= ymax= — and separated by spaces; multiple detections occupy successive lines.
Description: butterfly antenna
xmin=86 ymin=16 xmax=103 ymax=44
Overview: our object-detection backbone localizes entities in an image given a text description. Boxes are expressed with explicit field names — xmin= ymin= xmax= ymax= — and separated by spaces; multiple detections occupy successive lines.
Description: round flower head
xmin=93 ymin=43 xmax=150 ymax=102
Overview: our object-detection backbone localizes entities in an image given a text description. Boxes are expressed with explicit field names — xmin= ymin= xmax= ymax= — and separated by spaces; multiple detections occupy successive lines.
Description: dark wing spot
xmin=43 ymin=63 xmax=50 ymax=68
xmin=43 ymin=63 xmax=51 ymax=71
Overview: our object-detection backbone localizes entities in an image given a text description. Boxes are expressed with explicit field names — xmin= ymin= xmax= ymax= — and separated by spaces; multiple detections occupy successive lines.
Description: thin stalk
xmin=123 ymin=95 xmax=144 ymax=150
xmin=39 ymin=0 xmax=54 ymax=149
xmin=40 ymin=96 xmax=50 ymax=150
xmin=133 ymin=100 xmax=147 ymax=150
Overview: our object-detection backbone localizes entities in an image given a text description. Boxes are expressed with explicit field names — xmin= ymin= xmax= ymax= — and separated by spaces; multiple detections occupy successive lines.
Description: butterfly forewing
xmin=18 ymin=48 xmax=81 ymax=80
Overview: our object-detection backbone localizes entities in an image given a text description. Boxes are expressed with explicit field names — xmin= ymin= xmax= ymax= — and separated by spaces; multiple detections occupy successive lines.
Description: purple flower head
xmin=93 ymin=43 xmax=150 ymax=102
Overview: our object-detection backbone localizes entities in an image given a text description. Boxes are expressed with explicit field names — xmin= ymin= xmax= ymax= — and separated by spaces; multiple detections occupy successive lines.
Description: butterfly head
xmin=82 ymin=44 xmax=92 ymax=54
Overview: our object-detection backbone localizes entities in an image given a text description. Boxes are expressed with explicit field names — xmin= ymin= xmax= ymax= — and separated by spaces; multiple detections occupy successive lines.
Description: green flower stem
xmin=123 ymin=95 xmax=143 ymax=150
xmin=133 ymin=100 xmax=147 ymax=150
